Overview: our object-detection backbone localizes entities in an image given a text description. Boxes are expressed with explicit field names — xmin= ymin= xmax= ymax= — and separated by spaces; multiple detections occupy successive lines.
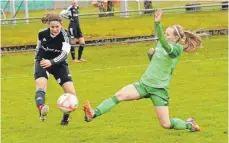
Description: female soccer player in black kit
xmin=60 ymin=0 xmax=86 ymax=63
xmin=34 ymin=13 xmax=77 ymax=125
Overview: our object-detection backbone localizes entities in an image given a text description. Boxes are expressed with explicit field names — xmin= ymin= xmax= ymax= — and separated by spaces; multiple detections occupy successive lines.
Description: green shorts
xmin=133 ymin=81 xmax=169 ymax=106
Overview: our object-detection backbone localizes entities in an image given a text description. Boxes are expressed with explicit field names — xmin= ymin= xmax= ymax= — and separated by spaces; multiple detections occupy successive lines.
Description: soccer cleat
xmin=186 ymin=118 xmax=201 ymax=132
xmin=60 ymin=119 xmax=69 ymax=125
xmin=73 ymin=59 xmax=81 ymax=63
xmin=83 ymin=100 xmax=94 ymax=122
xmin=60 ymin=113 xmax=70 ymax=126
xmin=79 ymin=58 xmax=87 ymax=62
xmin=40 ymin=105 xmax=49 ymax=121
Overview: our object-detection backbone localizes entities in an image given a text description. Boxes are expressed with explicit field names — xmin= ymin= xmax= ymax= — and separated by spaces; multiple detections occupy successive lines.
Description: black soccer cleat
xmin=60 ymin=113 xmax=70 ymax=125
xmin=60 ymin=120 xmax=69 ymax=125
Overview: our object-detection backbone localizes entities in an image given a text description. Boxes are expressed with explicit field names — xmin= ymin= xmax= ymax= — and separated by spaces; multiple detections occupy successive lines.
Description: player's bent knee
xmin=114 ymin=92 xmax=124 ymax=101
xmin=67 ymin=89 xmax=76 ymax=96
xmin=79 ymin=39 xmax=85 ymax=44
xmin=80 ymin=42 xmax=85 ymax=45
xmin=160 ymin=123 xmax=171 ymax=129
xmin=35 ymin=77 xmax=47 ymax=90
xmin=62 ymin=81 xmax=76 ymax=95
xmin=79 ymin=38 xmax=85 ymax=44
xmin=114 ymin=92 xmax=135 ymax=102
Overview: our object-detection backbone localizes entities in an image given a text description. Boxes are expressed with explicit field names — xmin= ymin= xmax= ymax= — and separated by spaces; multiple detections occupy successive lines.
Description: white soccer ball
xmin=57 ymin=93 xmax=79 ymax=113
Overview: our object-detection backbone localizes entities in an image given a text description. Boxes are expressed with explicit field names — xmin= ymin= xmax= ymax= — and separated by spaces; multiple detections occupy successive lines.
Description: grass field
xmin=3 ymin=1 xmax=224 ymax=18
xmin=1 ymin=10 xmax=228 ymax=46
xmin=1 ymin=36 xmax=228 ymax=143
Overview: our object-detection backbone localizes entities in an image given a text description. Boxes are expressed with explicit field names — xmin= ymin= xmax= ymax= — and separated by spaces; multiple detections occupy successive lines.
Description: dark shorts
xmin=68 ymin=22 xmax=83 ymax=39
xmin=133 ymin=81 xmax=169 ymax=106
xmin=34 ymin=61 xmax=73 ymax=86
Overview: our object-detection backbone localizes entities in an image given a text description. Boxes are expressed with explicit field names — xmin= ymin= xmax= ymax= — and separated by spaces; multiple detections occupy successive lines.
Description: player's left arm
xmin=154 ymin=9 xmax=173 ymax=54
xmin=147 ymin=48 xmax=155 ymax=61
xmin=155 ymin=22 xmax=173 ymax=54
xmin=50 ymin=29 xmax=71 ymax=65
xmin=169 ymin=44 xmax=183 ymax=58
xmin=40 ymin=30 xmax=71 ymax=69
xmin=154 ymin=9 xmax=183 ymax=58
xmin=156 ymin=23 xmax=183 ymax=58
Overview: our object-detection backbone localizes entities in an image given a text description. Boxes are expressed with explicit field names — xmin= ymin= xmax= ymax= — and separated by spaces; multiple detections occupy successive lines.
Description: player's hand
xmin=154 ymin=9 xmax=163 ymax=22
xmin=148 ymin=48 xmax=155 ymax=55
xmin=40 ymin=59 xmax=52 ymax=69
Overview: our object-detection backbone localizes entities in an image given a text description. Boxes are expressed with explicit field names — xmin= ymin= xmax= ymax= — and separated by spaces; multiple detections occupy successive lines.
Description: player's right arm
xmin=60 ymin=6 xmax=74 ymax=21
xmin=147 ymin=48 xmax=155 ymax=61
xmin=35 ymin=32 xmax=42 ymax=60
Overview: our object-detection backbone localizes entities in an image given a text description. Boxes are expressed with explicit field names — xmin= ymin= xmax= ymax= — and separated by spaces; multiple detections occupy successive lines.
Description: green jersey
xmin=140 ymin=22 xmax=184 ymax=90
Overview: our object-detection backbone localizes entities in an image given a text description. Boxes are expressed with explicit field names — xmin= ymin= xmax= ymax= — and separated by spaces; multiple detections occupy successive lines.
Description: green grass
xmin=3 ymin=1 xmax=223 ymax=18
xmin=1 ymin=10 xmax=228 ymax=47
xmin=1 ymin=36 xmax=228 ymax=143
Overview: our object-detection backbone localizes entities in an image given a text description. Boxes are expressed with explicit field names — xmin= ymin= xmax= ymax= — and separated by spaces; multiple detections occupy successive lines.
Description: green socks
xmin=170 ymin=118 xmax=192 ymax=130
xmin=92 ymin=96 xmax=192 ymax=131
xmin=94 ymin=96 xmax=119 ymax=117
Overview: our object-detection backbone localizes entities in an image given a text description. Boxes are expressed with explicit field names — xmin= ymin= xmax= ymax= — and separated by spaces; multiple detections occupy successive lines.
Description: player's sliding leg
xmin=84 ymin=84 xmax=140 ymax=122
xmin=186 ymin=117 xmax=201 ymax=132
xmin=155 ymin=106 xmax=201 ymax=132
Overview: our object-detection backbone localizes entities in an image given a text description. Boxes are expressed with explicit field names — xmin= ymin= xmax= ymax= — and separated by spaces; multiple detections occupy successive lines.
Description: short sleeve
xmin=168 ymin=44 xmax=183 ymax=58
xmin=38 ymin=32 xmax=42 ymax=41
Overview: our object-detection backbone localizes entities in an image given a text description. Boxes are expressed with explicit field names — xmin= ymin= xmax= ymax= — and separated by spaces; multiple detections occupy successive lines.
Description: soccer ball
xmin=57 ymin=93 xmax=79 ymax=113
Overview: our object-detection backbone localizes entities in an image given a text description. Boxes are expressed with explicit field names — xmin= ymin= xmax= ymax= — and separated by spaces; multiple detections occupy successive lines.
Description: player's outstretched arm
xmin=154 ymin=9 xmax=172 ymax=54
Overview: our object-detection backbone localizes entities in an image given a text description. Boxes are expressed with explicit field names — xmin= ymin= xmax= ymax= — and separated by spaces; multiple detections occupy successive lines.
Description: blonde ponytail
xmin=183 ymin=31 xmax=201 ymax=52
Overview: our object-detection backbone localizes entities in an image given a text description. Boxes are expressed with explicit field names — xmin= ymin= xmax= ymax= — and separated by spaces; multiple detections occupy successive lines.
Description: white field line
xmin=1 ymin=57 xmax=228 ymax=80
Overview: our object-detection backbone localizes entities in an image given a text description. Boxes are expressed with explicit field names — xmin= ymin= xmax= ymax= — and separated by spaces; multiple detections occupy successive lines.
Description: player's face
xmin=72 ymin=1 xmax=76 ymax=6
xmin=165 ymin=27 xmax=177 ymax=43
xmin=49 ymin=21 xmax=62 ymax=36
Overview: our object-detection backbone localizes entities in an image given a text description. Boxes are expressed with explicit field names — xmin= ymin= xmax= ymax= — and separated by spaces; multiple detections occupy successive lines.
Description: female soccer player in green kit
xmin=83 ymin=9 xmax=201 ymax=132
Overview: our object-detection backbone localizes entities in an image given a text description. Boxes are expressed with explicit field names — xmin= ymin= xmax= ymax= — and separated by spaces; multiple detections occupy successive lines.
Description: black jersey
xmin=66 ymin=5 xmax=79 ymax=24
xmin=35 ymin=28 xmax=71 ymax=65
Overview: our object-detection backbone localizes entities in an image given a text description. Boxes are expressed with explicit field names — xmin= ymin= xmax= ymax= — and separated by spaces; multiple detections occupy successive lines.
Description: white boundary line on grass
xmin=1 ymin=57 xmax=227 ymax=80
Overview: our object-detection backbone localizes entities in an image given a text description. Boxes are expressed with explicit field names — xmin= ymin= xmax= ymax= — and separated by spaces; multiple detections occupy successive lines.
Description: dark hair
xmin=41 ymin=12 xmax=62 ymax=24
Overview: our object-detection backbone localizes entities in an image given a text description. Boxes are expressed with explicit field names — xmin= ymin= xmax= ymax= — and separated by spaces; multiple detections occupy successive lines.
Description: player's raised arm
xmin=60 ymin=9 xmax=72 ymax=20
xmin=154 ymin=9 xmax=173 ymax=54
